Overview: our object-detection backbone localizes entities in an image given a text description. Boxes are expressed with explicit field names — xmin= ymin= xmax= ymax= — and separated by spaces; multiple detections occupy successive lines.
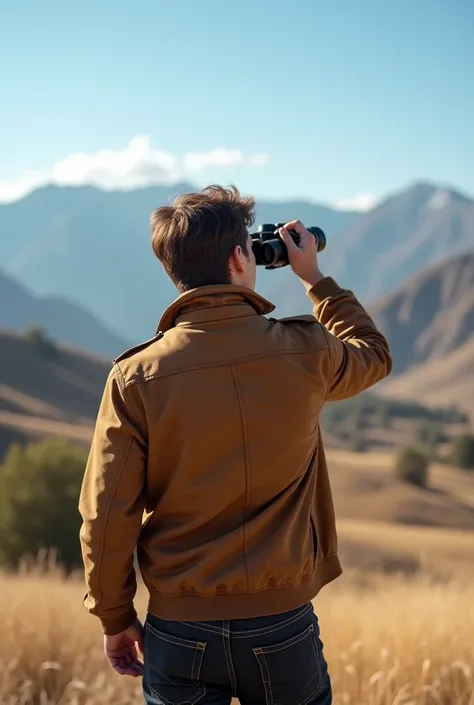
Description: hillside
xmin=0 ymin=329 xmax=109 ymax=459
xmin=380 ymin=338 xmax=474 ymax=416
xmin=0 ymin=183 xmax=358 ymax=341
xmin=1 ymin=325 xmax=473 ymax=541
xmin=0 ymin=268 xmax=131 ymax=358
xmin=369 ymin=253 xmax=474 ymax=416
xmin=370 ymin=252 xmax=474 ymax=374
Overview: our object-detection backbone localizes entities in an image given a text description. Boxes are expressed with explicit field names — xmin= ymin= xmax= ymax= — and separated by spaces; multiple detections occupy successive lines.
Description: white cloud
xmin=333 ymin=191 xmax=377 ymax=212
xmin=183 ymin=148 xmax=269 ymax=171
xmin=0 ymin=135 xmax=269 ymax=203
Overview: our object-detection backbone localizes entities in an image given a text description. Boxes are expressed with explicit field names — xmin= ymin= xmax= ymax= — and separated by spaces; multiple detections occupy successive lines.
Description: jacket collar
xmin=158 ymin=285 xmax=275 ymax=333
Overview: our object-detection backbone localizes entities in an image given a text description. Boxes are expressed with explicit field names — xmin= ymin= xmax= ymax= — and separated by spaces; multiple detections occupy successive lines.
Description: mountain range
xmin=2 ymin=180 xmax=473 ymax=343
xmin=1 ymin=179 xmax=473 ymax=418
xmin=0 ymin=183 xmax=358 ymax=345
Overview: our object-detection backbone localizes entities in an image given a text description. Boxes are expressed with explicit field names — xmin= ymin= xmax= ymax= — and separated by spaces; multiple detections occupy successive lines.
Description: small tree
xmin=378 ymin=405 xmax=392 ymax=429
xmin=351 ymin=436 xmax=368 ymax=453
xmin=23 ymin=325 xmax=58 ymax=360
xmin=450 ymin=434 xmax=474 ymax=470
xmin=394 ymin=447 xmax=429 ymax=488
xmin=0 ymin=438 xmax=88 ymax=569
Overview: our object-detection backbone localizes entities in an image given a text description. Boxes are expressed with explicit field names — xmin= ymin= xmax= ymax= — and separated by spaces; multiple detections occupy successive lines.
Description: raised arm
xmin=309 ymin=277 xmax=392 ymax=400
xmin=279 ymin=221 xmax=392 ymax=401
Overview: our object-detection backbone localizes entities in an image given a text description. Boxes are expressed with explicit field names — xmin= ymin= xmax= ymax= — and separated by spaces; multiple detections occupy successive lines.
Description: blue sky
xmin=1 ymin=0 xmax=473 ymax=208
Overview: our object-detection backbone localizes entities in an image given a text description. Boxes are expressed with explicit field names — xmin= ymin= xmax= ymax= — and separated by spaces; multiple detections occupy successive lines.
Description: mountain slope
xmin=380 ymin=338 xmax=474 ymax=415
xmin=0 ymin=328 xmax=109 ymax=458
xmin=260 ymin=182 xmax=474 ymax=317
xmin=370 ymin=252 xmax=474 ymax=374
xmin=0 ymin=268 xmax=131 ymax=358
xmin=330 ymin=182 xmax=474 ymax=300
xmin=370 ymin=253 xmax=474 ymax=416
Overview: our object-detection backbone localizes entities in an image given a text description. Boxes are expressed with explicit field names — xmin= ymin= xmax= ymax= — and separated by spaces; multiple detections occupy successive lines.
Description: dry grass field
xmin=2 ymin=536 xmax=474 ymax=705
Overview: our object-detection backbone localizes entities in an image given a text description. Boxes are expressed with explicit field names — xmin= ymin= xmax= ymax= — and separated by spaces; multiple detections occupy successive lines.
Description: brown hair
xmin=150 ymin=184 xmax=255 ymax=291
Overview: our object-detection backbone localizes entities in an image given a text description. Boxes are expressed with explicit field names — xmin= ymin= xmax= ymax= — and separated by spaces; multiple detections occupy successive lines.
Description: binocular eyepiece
xmin=250 ymin=223 xmax=326 ymax=270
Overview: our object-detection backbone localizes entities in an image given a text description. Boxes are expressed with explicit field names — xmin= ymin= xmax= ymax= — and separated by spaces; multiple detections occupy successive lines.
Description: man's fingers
xmin=109 ymin=656 xmax=144 ymax=678
xmin=283 ymin=219 xmax=305 ymax=234
xmin=279 ymin=227 xmax=300 ymax=253
xmin=105 ymin=645 xmax=133 ymax=659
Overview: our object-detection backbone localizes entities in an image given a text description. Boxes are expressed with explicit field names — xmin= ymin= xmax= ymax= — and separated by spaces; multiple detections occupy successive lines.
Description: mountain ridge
xmin=371 ymin=252 xmax=474 ymax=416
xmin=0 ymin=267 xmax=132 ymax=358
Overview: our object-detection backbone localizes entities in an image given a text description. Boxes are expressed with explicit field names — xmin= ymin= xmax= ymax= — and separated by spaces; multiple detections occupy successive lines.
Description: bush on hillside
xmin=450 ymin=434 xmax=474 ymax=470
xmin=0 ymin=438 xmax=87 ymax=569
xmin=23 ymin=325 xmax=59 ymax=361
xmin=394 ymin=447 xmax=429 ymax=488
xmin=415 ymin=420 xmax=446 ymax=450
xmin=351 ymin=436 xmax=368 ymax=453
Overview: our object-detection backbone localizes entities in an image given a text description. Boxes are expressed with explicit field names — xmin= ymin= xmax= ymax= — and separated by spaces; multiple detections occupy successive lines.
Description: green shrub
xmin=351 ymin=437 xmax=368 ymax=453
xmin=394 ymin=447 xmax=429 ymax=488
xmin=23 ymin=325 xmax=58 ymax=360
xmin=450 ymin=434 xmax=474 ymax=470
xmin=0 ymin=438 xmax=88 ymax=569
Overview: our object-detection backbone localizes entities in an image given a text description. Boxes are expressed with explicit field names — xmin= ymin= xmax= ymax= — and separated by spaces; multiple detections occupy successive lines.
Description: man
xmin=79 ymin=185 xmax=391 ymax=704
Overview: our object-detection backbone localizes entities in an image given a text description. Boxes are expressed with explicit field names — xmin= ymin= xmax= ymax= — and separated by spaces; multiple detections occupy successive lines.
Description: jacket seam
xmin=92 ymin=436 xmax=134 ymax=612
xmin=123 ymin=345 xmax=328 ymax=388
xmin=230 ymin=365 xmax=251 ymax=592
xmin=114 ymin=362 xmax=144 ymax=433
xmin=176 ymin=311 xmax=256 ymax=327
xmin=319 ymin=327 xmax=332 ymax=402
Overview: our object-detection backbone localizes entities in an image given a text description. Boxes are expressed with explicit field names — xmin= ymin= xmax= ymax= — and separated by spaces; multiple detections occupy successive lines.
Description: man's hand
xmin=279 ymin=220 xmax=325 ymax=290
xmin=104 ymin=619 xmax=145 ymax=677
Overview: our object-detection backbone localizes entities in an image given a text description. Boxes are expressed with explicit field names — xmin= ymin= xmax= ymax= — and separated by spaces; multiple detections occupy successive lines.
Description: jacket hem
xmin=146 ymin=554 xmax=342 ymax=622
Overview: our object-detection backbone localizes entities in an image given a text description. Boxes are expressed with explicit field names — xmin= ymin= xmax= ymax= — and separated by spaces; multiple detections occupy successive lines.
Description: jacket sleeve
xmin=79 ymin=365 xmax=147 ymax=636
xmin=308 ymin=277 xmax=392 ymax=401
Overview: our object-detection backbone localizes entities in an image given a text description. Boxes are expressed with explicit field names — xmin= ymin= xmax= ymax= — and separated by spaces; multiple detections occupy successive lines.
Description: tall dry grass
xmin=1 ymin=561 xmax=473 ymax=705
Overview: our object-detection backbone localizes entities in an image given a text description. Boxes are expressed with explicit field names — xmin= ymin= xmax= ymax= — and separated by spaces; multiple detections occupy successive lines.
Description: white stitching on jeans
xmin=309 ymin=625 xmax=324 ymax=699
xmin=254 ymin=651 xmax=273 ymax=705
xmin=253 ymin=624 xmax=324 ymax=705
xmin=145 ymin=624 xmax=207 ymax=705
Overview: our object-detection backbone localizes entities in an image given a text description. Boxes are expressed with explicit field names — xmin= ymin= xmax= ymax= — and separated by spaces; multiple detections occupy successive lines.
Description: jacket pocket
xmin=144 ymin=622 xmax=207 ymax=705
xmin=253 ymin=624 xmax=324 ymax=705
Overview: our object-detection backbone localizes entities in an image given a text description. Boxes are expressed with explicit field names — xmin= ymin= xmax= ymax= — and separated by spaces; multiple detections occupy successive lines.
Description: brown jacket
xmin=79 ymin=277 xmax=391 ymax=635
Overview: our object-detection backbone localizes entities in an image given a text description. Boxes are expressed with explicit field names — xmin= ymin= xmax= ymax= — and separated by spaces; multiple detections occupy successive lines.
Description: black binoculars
xmin=251 ymin=223 xmax=326 ymax=269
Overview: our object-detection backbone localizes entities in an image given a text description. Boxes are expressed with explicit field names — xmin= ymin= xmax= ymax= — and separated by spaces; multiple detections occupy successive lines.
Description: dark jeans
xmin=143 ymin=603 xmax=332 ymax=705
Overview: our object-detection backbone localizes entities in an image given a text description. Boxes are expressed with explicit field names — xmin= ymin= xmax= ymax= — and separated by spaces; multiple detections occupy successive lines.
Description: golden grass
xmin=1 ymin=561 xmax=473 ymax=705
xmin=337 ymin=518 xmax=474 ymax=579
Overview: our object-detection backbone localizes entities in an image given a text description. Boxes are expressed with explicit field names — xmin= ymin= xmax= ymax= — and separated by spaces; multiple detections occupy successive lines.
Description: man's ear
xmin=229 ymin=245 xmax=246 ymax=274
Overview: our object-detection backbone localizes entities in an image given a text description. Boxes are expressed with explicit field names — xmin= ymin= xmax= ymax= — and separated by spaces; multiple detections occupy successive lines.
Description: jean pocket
xmin=253 ymin=624 xmax=323 ymax=705
xmin=144 ymin=622 xmax=207 ymax=705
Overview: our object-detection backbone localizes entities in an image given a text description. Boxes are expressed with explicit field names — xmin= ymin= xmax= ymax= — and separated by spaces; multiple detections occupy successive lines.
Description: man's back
xmin=80 ymin=278 xmax=391 ymax=629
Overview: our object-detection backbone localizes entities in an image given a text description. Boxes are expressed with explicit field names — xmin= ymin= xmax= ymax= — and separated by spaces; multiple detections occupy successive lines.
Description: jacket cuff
xmin=100 ymin=606 xmax=138 ymax=636
xmin=307 ymin=277 xmax=343 ymax=305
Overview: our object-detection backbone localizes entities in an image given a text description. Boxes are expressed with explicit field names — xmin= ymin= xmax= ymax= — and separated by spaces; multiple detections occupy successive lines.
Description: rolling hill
xmin=0 ymin=267 xmax=132 ymax=358
xmin=0 ymin=328 xmax=109 ymax=459
xmin=1 ymin=325 xmax=473 ymax=543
